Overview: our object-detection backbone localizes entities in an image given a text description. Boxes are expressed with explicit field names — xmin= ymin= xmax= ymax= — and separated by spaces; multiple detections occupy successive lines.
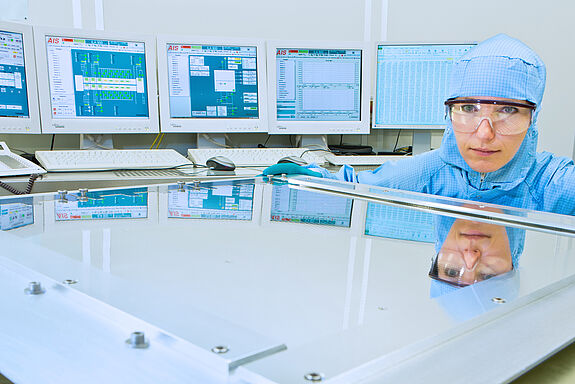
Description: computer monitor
xmin=53 ymin=187 xmax=148 ymax=221
xmin=0 ymin=21 xmax=40 ymax=133
xmin=373 ymin=42 xmax=476 ymax=154
xmin=270 ymin=184 xmax=353 ymax=228
xmin=266 ymin=41 xmax=371 ymax=144
xmin=0 ymin=196 xmax=34 ymax=230
xmin=157 ymin=35 xmax=268 ymax=137
xmin=364 ymin=202 xmax=434 ymax=243
xmin=34 ymin=27 xmax=159 ymax=134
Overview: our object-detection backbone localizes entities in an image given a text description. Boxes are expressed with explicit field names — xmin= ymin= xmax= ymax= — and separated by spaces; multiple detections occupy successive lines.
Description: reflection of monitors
xmin=0 ymin=197 xmax=34 ymax=230
xmin=267 ymin=41 xmax=370 ymax=135
xmin=157 ymin=35 xmax=268 ymax=133
xmin=54 ymin=187 xmax=148 ymax=221
xmin=373 ymin=42 xmax=475 ymax=154
xmin=365 ymin=202 xmax=434 ymax=243
xmin=0 ymin=21 xmax=40 ymax=133
xmin=270 ymin=184 xmax=353 ymax=227
xmin=373 ymin=42 xmax=475 ymax=129
xmin=34 ymin=27 xmax=159 ymax=134
xmin=168 ymin=184 xmax=255 ymax=220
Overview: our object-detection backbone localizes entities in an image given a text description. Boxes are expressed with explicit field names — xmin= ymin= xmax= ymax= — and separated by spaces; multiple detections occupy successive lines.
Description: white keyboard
xmin=325 ymin=153 xmax=410 ymax=166
xmin=35 ymin=149 xmax=193 ymax=172
xmin=187 ymin=147 xmax=328 ymax=167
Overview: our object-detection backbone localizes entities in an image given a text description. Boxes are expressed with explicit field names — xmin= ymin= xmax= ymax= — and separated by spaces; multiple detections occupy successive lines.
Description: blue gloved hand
xmin=262 ymin=163 xmax=323 ymax=177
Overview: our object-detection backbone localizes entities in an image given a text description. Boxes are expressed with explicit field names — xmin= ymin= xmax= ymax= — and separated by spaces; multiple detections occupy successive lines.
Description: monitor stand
xmin=80 ymin=134 xmax=114 ymax=150
xmin=412 ymin=130 xmax=432 ymax=155
xmin=196 ymin=133 xmax=226 ymax=148
xmin=297 ymin=135 xmax=328 ymax=149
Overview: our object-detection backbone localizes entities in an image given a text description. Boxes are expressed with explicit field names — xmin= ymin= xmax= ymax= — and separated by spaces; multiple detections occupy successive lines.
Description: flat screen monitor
xmin=364 ymin=202 xmax=434 ymax=243
xmin=157 ymin=35 xmax=268 ymax=133
xmin=0 ymin=197 xmax=34 ymax=230
xmin=373 ymin=42 xmax=475 ymax=130
xmin=34 ymin=27 xmax=159 ymax=134
xmin=54 ymin=187 xmax=148 ymax=221
xmin=267 ymin=41 xmax=370 ymax=135
xmin=167 ymin=183 xmax=255 ymax=220
xmin=0 ymin=21 xmax=40 ymax=133
xmin=270 ymin=184 xmax=353 ymax=227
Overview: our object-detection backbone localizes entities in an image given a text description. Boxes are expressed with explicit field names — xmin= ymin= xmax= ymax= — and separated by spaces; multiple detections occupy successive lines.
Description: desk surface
xmin=1 ymin=176 xmax=574 ymax=383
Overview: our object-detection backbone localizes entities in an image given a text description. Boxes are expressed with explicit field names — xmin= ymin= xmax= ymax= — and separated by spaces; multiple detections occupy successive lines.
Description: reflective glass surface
xmin=1 ymin=176 xmax=575 ymax=383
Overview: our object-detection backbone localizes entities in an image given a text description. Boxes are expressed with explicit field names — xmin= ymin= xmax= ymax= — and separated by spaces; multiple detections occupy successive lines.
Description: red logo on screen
xmin=168 ymin=45 xmax=179 ymax=51
xmin=277 ymin=49 xmax=287 ymax=55
xmin=47 ymin=37 xmax=60 ymax=44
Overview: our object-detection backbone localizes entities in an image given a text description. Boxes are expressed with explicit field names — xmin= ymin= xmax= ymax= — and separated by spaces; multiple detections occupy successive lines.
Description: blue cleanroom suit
xmin=308 ymin=34 xmax=575 ymax=215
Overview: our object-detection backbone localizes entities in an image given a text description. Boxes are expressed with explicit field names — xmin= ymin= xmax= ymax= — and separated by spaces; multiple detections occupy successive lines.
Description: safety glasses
xmin=445 ymin=98 xmax=536 ymax=136
xmin=428 ymin=250 xmax=513 ymax=288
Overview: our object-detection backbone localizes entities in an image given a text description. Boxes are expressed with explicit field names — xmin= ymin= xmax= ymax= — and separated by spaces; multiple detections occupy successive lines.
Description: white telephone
xmin=0 ymin=142 xmax=46 ymax=177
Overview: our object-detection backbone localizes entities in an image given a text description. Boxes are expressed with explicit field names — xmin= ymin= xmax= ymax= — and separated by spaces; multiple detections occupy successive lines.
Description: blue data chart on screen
xmin=54 ymin=187 xmax=148 ymax=221
xmin=46 ymin=36 xmax=149 ymax=118
xmin=374 ymin=44 xmax=474 ymax=127
xmin=0 ymin=30 xmax=29 ymax=118
xmin=271 ymin=184 xmax=353 ymax=227
xmin=276 ymin=48 xmax=362 ymax=121
xmin=166 ymin=44 xmax=258 ymax=119
xmin=365 ymin=202 xmax=434 ymax=243
xmin=168 ymin=184 xmax=254 ymax=221
xmin=0 ymin=197 xmax=33 ymax=230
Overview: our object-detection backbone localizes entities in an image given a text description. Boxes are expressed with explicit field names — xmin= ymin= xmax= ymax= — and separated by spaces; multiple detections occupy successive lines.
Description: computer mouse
xmin=206 ymin=156 xmax=236 ymax=171
xmin=277 ymin=155 xmax=308 ymax=166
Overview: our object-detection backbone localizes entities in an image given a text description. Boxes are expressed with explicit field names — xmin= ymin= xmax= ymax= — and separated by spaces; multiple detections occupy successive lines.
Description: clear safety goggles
xmin=445 ymin=99 xmax=536 ymax=136
xmin=428 ymin=250 xmax=510 ymax=288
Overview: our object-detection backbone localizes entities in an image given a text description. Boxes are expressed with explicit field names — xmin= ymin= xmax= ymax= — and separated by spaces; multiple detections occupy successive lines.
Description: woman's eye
xmin=478 ymin=273 xmax=496 ymax=281
xmin=444 ymin=267 xmax=461 ymax=278
xmin=460 ymin=104 xmax=479 ymax=113
xmin=499 ymin=106 xmax=518 ymax=114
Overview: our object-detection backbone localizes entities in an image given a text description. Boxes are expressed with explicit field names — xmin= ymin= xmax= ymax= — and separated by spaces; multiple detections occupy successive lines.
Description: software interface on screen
xmin=168 ymin=184 xmax=254 ymax=220
xmin=0 ymin=30 xmax=29 ymax=118
xmin=270 ymin=184 xmax=353 ymax=227
xmin=166 ymin=44 xmax=259 ymax=119
xmin=45 ymin=36 xmax=149 ymax=119
xmin=374 ymin=44 xmax=474 ymax=127
xmin=276 ymin=48 xmax=362 ymax=121
xmin=0 ymin=198 xmax=34 ymax=231
xmin=54 ymin=188 xmax=148 ymax=221
xmin=365 ymin=202 xmax=434 ymax=243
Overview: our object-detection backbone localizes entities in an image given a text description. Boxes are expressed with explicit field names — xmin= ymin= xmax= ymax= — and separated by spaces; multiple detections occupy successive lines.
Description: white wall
xmin=387 ymin=0 xmax=575 ymax=157
xmin=2 ymin=0 xmax=573 ymax=157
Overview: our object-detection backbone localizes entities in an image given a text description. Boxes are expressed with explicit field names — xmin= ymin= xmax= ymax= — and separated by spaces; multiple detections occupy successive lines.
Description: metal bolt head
xmin=211 ymin=345 xmax=229 ymax=354
xmin=304 ymin=372 xmax=324 ymax=382
xmin=176 ymin=181 xmax=186 ymax=192
xmin=57 ymin=190 xmax=68 ymax=203
xmin=24 ymin=281 xmax=45 ymax=295
xmin=78 ymin=188 xmax=89 ymax=202
xmin=492 ymin=297 xmax=506 ymax=304
xmin=63 ymin=279 xmax=78 ymax=285
xmin=125 ymin=331 xmax=149 ymax=349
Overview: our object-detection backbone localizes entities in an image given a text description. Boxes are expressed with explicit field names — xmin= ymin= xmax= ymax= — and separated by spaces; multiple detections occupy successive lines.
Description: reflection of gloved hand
xmin=262 ymin=163 xmax=323 ymax=177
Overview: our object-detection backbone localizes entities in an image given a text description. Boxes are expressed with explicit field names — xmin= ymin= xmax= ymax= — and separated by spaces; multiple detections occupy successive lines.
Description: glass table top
xmin=1 ymin=175 xmax=574 ymax=383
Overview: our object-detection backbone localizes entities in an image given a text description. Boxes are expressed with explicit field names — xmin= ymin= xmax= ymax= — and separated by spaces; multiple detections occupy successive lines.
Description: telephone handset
xmin=0 ymin=142 xmax=46 ymax=177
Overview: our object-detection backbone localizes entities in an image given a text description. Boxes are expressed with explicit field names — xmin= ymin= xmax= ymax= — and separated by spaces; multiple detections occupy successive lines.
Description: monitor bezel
xmin=0 ymin=21 xmax=41 ymax=134
xmin=34 ymin=26 xmax=159 ymax=134
xmin=156 ymin=34 xmax=268 ymax=134
xmin=372 ymin=41 xmax=477 ymax=130
xmin=266 ymin=40 xmax=371 ymax=135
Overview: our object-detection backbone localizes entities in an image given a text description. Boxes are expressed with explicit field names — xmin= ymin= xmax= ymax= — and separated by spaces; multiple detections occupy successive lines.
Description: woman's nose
xmin=474 ymin=117 xmax=496 ymax=140
xmin=462 ymin=249 xmax=481 ymax=270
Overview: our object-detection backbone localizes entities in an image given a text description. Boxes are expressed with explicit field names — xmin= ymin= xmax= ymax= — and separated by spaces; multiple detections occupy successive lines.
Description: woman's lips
xmin=472 ymin=148 xmax=499 ymax=156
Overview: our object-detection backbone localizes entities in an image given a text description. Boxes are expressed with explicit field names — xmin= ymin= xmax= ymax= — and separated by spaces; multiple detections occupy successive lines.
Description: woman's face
xmin=451 ymin=96 xmax=532 ymax=173
xmin=436 ymin=218 xmax=513 ymax=286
